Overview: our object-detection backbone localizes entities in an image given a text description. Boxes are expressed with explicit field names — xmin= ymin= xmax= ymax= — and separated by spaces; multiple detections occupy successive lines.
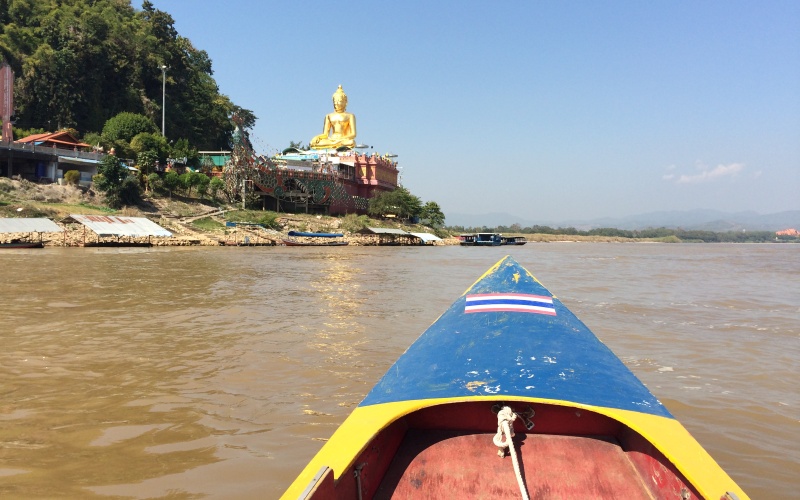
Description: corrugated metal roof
xmin=408 ymin=232 xmax=442 ymax=243
xmin=58 ymin=156 xmax=100 ymax=165
xmin=0 ymin=218 xmax=63 ymax=234
xmin=363 ymin=227 xmax=410 ymax=235
xmin=65 ymin=214 xmax=172 ymax=237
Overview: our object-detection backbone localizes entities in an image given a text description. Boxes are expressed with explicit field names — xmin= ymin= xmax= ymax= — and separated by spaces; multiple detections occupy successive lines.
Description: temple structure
xmin=242 ymin=85 xmax=399 ymax=215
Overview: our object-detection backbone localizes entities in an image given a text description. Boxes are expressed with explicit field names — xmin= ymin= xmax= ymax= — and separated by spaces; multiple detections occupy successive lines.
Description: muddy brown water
xmin=1 ymin=244 xmax=797 ymax=498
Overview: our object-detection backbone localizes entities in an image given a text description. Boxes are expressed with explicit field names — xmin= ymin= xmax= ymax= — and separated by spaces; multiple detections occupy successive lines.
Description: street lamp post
xmin=160 ymin=65 xmax=167 ymax=137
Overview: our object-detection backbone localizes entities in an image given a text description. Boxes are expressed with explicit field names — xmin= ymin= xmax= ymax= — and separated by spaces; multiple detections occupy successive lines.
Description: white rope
xmin=493 ymin=406 xmax=530 ymax=500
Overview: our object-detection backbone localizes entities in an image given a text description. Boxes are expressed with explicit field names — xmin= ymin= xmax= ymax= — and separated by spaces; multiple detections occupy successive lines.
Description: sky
xmin=154 ymin=0 xmax=799 ymax=224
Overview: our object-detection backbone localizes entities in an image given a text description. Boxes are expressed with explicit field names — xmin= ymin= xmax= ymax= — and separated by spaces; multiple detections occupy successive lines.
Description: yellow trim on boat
xmin=281 ymin=396 xmax=748 ymax=500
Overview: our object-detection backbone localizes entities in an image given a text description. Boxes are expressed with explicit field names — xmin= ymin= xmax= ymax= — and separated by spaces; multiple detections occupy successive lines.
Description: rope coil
xmin=493 ymin=406 xmax=530 ymax=500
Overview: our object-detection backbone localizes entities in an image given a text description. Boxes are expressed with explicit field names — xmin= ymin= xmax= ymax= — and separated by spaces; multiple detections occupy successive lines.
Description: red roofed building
xmin=775 ymin=228 xmax=799 ymax=236
xmin=15 ymin=131 xmax=92 ymax=150
xmin=2 ymin=130 xmax=104 ymax=183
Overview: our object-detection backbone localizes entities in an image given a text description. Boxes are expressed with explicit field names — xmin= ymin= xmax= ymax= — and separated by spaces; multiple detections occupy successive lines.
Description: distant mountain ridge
xmin=447 ymin=209 xmax=800 ymax=232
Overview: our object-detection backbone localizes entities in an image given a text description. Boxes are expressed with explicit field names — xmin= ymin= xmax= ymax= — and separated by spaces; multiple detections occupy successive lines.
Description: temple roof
xmin=16 ymin=131 xmax=91 ymax=149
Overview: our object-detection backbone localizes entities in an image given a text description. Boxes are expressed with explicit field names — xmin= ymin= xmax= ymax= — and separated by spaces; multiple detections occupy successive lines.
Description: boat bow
xmin=282 ymin=256 xmax=748 ymax=500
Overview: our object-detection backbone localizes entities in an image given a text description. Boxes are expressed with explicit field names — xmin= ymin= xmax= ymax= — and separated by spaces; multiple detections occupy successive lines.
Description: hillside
xmin=2 ymin=0 xmax=246 ymax=150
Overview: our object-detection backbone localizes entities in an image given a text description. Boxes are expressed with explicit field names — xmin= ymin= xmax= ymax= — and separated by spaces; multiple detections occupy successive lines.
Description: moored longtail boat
xmin=282 ymin=256 xmax=747 ymax=499
xmin=282 ymin=239 xmax=349 ymax=247
xmin=288 ymin=231 xmax=345 ymax=238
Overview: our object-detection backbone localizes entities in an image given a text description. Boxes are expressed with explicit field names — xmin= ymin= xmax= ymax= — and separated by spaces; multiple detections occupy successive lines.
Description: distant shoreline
xmin=4 ymin=229 xmax=792 ymax=248
xmin=1 ymin=179 xmax=796 ymax=247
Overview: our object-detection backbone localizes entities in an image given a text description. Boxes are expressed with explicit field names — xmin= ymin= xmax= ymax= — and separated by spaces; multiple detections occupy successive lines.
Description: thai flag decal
xmin=465 ymin=293 xmax=556 ymax=316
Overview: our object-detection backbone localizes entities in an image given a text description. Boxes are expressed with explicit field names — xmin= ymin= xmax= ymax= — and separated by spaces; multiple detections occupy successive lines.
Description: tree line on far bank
xmin=447 ymin=224 xmax=797 ymax=243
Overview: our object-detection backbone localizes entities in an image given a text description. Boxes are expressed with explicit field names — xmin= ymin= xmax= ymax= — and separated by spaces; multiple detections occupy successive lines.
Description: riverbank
xmin=0 ymin=178 xmax=459 ymax=247
xmin=4 ymin=178 xmax=770 ymax=246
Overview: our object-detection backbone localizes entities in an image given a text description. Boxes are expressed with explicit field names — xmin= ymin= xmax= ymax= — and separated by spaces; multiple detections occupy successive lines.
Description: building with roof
xmin=1 ymin=130 xmax=105 ymax=184
xmin=199 ymin=151 xmax=231 ymax=172
xmin=15 ymin=131 xmax=92 ymax=150
xmin=250 ymin=149 xmax=399 ymax=215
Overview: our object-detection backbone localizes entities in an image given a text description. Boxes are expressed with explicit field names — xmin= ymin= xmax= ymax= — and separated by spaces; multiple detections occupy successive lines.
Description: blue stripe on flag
xmin=465 ymin=293 xmax=556 ymax=315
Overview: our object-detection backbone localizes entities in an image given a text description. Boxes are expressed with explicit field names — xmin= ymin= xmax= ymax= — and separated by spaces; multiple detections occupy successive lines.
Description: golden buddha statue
xmin=310 ymin=85 xmax=357 ymax=150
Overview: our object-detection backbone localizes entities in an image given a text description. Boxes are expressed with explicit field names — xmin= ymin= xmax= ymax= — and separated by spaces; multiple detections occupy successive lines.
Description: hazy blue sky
xmin=154 ymin=0 xmax=799 ymax=223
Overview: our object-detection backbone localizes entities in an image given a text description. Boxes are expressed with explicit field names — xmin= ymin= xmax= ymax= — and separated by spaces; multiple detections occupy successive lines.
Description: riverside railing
xmin=0 ymin=140 xmax=105 ymax=161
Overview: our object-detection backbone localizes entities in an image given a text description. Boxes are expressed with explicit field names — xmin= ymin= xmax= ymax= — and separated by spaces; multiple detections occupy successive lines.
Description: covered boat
xmin=282 ymin=256 xmax=747 ymax=499
xmin=501 ymin=235 xmax=528 ymax=245
xmin=459 ymin=232 xmax=502 ymax=246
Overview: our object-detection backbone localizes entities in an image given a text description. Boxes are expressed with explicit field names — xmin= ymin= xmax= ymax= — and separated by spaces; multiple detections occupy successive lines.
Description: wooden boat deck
xmin=377 ymin=431 xmax=652 ymax=499
xmin=300 ymin=401 xmax=702 ymax=499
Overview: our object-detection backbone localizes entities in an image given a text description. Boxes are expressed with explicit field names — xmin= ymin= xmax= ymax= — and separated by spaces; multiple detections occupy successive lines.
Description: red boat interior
xmin=302 ymin=401 xmax=702 ymax=499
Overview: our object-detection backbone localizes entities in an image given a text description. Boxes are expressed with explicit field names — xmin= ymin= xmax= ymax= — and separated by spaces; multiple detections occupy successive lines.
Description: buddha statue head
xmin=332 ymin=85 xmax=348 ymax=112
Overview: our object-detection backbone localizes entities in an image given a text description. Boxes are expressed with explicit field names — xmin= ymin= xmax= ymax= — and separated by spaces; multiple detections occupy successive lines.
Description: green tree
xmin=3 ymin=0 xmax=254 ymax=150
xmin=169 ymin=137 xmax=200 ymax=169
xmin=393 ymin=186 xmax=423 ymax=219
xmin=136 ymin=150 xmax=159 ymax=192
xmin=95 ymin=154 xmax=132 ymax=208
xmin=368 ymin=187 xmax=423 ymax=220
xmin=147 ymin=172 xmax=162 ymax=193
xmin=196 ymin=174 xmax=211 ymax=199
xmin=420 ymin=201 xmax=445 ymax=227
xmin=187 ymin=171 xmax=204 ymax=196
xmin=178 ymin=172 xmax=192 ymax=194
xmin=163 ymin=170 xmax=180 ymax=198
xmin=103 ymin=112 xmax=158 ymax=143
xmin=209 ymin=176 xmax=224 ymax=200
xmin=368 ymin=190 xmax=395 ymax=218
xmin=131 ymin=132 xmax=169 ymax=164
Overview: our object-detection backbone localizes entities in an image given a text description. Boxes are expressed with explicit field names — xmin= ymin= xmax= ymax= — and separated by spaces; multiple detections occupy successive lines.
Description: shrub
xmin=119 ymin=176 xmax=142 ymax=206
xmin=257 ymin=212 xmax=279 ymax=229
xmin=64 ymin=170 xmax=81 ymax=186
xmin=192 ymin=217 xmax=224 ymax=231
xmin=340 ymin=214 xmax=370 ymax=233
xmin=147 ymin=173 xmax=162 ymax=193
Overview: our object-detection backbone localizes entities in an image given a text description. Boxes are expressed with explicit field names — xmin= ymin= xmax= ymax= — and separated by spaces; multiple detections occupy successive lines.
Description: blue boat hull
xmin=287 ymin=230 xmax=344 ymax=238
xmin=282 ymin=256 xmax=747 ymax=499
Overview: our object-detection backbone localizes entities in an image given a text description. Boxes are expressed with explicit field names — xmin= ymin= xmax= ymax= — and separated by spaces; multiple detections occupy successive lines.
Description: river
xmin=1 ymin=243 xmax=797 ymax=499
